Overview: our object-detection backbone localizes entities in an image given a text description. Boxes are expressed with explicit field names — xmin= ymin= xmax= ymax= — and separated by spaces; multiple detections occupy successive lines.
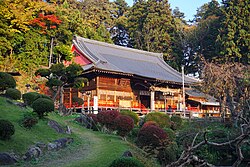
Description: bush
xmin=137 ymin=125 xmax=168 ymax=148
xmin=20 ymin=112 xmax=38 ymax=129
xmin=120 ymin=110 xmax=139 ymax=125
xmin=22 ymin=92 xmax=52 ymax=106
xmin=22 ymin=92 xmax=40 ymax=106
xmin=0 ymin=119 xmax=15 ymax=140
xmin=114 ymin=115 xmax=134 ymax=137
xmin=129 ymin=127 xmax=140 ymax=139
xmin=0 ymin=72 xmax=16 ymax=91
xmin=5 ymin=88 xmax=21 ymax=100
xmin=170 ymin=115 xmax=182 ymax=129
xmin=32 ymin=98 xmax=54 ymax=118
xmin=142 ymin=121 xmax=159 ymax=128
xmin=109 ymin=157 xmax=145 ymax=167
xmin=163 ymin=128 xmax=176 ymax=141
xmin=97 ymin=110 xmax=120 ymax=130
xmin=72 ymin=96 xmax=84 ymax=106
xmin=145 ymin=112 xmax=170 ymax=128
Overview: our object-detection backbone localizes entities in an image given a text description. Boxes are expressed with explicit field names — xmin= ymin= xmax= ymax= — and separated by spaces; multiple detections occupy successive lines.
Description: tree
xmin=128 ymin=0 xmax=174 ymax=59
xmin=178 ymin=0 xmax=222 ymax=76
xmin=201 ymin=62 xmax=250 ymax=123
xmin=35 ymin=63 xmax=85 ymax=113
xmin=217 ymin=0 xmax=249 ymax=64
xmin=110 ymin=0 xmax=130 ymax=46
xmin=127 ymin=0 xmax=147 ymax=49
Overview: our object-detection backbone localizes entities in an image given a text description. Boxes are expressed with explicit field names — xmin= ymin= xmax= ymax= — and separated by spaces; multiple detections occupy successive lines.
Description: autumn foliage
xmin=114 ymin=115 xmax=134 ymax=137
xmin=30 ymin=13 xmax=62 ymax=33
xmin=137 ymin=125 xmax=168 ymax=148
xmin=97 ymin=110 xmax=120 ymax=130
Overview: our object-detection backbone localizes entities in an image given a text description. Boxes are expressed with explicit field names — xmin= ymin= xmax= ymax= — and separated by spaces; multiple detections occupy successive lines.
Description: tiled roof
xmin=73 ymin=36 xmax=200 ymax=85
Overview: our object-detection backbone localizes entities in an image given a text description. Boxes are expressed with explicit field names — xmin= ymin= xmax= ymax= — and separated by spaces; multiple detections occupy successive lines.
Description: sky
xmin=125 ymin=0 xmax=211 ymax=21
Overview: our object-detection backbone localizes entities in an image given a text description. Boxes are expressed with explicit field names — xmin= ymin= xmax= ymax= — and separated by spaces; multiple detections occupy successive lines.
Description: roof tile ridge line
xmin=77 ymin=36 xmax=162 ymax=58
xmin=157 ymin=57 xmax=198 ymax=82
xmin=156 ymin=56 xmax=186 ymax=79
xmin=72 ymin=38 xmax=97 ymax=64
xmin=77 ymin=39 xmax=102 ymax=62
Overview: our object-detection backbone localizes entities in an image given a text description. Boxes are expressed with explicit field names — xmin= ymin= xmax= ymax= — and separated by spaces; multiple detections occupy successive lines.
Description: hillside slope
xmin=0 ymin=97 xmax=158 ymax=167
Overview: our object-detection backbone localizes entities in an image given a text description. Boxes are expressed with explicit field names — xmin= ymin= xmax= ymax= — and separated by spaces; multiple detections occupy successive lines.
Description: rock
xmin=47 ymin=143 xmax=58 ymax=151
xmin=14 ymin=102 xmax=27 ymax=108
xmin=54 ymin=137 xmax=74 ymax=148
xmin=65 ymin=126 xmax=72 ymax=134
xmin=35 ymin=142 xmax=47 ymax=151
xmin=0 ymin=153 xmax=17 ymax=165
xmin=122 ymin=150 xmax=133 ymax=158
xmin=22 ymin=146 xmax=42 ymax=161
xmin=48 ymin=137 xmax=74 ymax=150
xmin=75 ymin=114 xmax=94 ymax=129
xmin=48 ymin=120 xmax=65 ymax=133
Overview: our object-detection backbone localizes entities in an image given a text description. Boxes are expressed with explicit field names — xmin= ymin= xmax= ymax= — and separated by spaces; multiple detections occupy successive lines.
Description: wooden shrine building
xmin=63 ymin=36 xmax=200 ymax=115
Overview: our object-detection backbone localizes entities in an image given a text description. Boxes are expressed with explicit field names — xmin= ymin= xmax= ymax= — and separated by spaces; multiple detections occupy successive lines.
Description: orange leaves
xmin=30 ymin=13 xmax=62 ymax=33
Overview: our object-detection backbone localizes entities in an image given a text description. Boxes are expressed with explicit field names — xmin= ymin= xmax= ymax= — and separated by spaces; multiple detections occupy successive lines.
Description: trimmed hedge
xmin=142 ymin=121 xmax=159 ymax=128
xmin=5 ymin=88 xmax=21 ymax=100
xmin=0 ymin=72 xmax=16 ymax=91
xmin=170 ymin=115 xmax=182 ymax=130
xmin=114 ymin=115 xmax=134 ymax=137
xmin=22 ymin=92 xmax=40 ymax=106
xmin=109 ymin=157 xmax=145 ymax=167
xmin=163 ymin=128 xmax=176 ymax=141
xmin=145 ymin=112 xmax=171 ymax=128
xmin=20 ymin=112 xmax=38 ymax=129
xmin=137 ymin=125 xmax=168 ymax=148
xmin=0 ymin=119 xmax=15 ymax=140
xmin=97 ymin=110 xmax=120 ymax=130
xmin=120 ymin=110 xmax=139 ymax=125
xmin=22 ymin=92 xmax=52 ymax=106
xmin=32 ymin=98 xmax=54 ymax=118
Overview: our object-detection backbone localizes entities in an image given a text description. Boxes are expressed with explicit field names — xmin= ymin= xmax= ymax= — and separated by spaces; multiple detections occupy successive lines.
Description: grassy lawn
xmin=0 ymin=96 xmax=159 ymax=167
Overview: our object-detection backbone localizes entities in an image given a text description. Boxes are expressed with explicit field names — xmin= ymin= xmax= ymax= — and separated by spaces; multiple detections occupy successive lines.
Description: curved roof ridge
xmin=74 ymin=35 xmax=162 ymax=58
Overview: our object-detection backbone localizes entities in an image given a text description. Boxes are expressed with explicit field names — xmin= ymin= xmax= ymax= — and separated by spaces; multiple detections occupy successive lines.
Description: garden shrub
xmin=137 ymin=125 xmax=168 ymax=148
xmin=22 ymin=92 xmax=51 ymax=106
xmin=20 ymin=112 xmax=38 ymax=129
xmin=5 ymin=88 xmax=21 ymax=100
xmin=109 ymin=157 xmax=145 ymax=167
xmin=0 ymin=72 xmax=16 ymax=91
xmin=120 ymin=110 xmax=139 ymax=125
xmin=163 ymin=128 xmax=176 ymax=141
xmin=72 ymin=96 xmax=84 ymax=106
xmin=142 ymin=121 xmax=159 ymax=128
xmin=97 ymin=110 xmax=120 ymax=130
xmin=39 ymin=94 xmax=52 ymax=101
xmin=145 ymin=112 xmax=170 ymax=128
xmin=170 ymin=115 xmax=182 ymax=129
xmin=0 ymin=119 xmax=15 ymax=140
xmin=114 ymin=115 xmax=134 ymax=137
xmin=129 ymin=127 xmax=140 ymax=139
xmin=31 ymin=98 xmax=54 ymax=118
xmin=22 ymin=92 xmax=40 ymax=106
xmin=159 ymin=142 xmax=178 ymax=165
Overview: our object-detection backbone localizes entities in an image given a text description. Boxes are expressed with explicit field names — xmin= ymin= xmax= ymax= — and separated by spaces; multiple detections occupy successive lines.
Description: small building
xmin=64 ymin=36 xmax=200 ymax=115
xmin=185 ymin=88 xmax=221 ymax=118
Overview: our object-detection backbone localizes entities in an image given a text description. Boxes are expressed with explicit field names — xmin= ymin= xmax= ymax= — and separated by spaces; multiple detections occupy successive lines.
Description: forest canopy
xmin=0 ymin=0 xmax=249 ymax=90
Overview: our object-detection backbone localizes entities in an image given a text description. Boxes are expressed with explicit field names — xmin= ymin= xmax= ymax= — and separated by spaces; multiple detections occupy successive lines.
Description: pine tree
xmin=217 ymin=0 xmax=249 ymax=64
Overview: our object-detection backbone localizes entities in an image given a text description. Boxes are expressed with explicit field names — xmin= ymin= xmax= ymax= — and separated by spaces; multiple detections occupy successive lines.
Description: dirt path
xmin=23 ymin=123 xmax=101 ymax=167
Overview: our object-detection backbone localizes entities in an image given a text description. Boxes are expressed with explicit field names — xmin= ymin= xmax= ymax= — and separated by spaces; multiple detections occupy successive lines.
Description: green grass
xmin=0 ymin=96 xmax=159 ymax=167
